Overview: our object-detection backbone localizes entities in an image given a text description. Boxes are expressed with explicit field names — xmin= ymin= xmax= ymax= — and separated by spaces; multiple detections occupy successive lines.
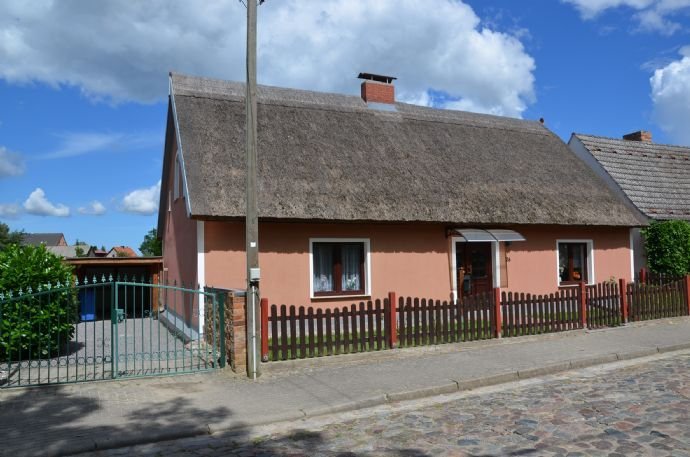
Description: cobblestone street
xmin=92 ymin=352 xmax=690 ymax=457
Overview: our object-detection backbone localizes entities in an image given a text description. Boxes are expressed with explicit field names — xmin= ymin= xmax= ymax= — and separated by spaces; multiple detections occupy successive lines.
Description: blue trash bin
xmin=79 ymin=289 xmax=96 ymax=321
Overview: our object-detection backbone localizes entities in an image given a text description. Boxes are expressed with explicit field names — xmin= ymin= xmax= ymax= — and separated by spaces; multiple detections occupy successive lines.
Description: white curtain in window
xmin=341 ymin=244 xmax=361 ymax=291
xmin=313 ymin=245 xmax=333 ymax=292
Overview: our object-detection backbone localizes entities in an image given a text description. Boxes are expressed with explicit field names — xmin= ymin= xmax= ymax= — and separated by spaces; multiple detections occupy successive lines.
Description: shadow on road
xmin=0 ymin=383 xmax=233 ymax=456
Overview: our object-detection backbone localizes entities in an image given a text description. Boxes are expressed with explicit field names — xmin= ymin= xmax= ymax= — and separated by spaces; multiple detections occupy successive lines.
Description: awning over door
xmin=452 ymin=228 xmax=526 ymax=242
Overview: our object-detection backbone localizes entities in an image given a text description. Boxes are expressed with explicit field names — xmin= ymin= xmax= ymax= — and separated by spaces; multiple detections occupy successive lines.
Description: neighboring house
xmin=46 ymin=245 xmax=83 ymax=258
xmin=22 ymin=233 xmax=67 ymax=247
xmin=157 ymin=72 xmax=644 ymax=310
xmin=568 ymin=131 xmax=690 ymax=273
xmin=107 ymin=246 xmax=138 ymax=258
xmin=86 ymin=246 xmax=108 ymax=257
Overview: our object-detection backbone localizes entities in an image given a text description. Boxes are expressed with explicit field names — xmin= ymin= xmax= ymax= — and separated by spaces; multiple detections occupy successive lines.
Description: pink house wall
xmin=203 ymin=221 xmax=633 ymax=307
xmin=162 ymin=138 xmax=198 ymax=289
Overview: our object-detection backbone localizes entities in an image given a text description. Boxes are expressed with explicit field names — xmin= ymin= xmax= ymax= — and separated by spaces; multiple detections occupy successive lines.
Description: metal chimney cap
xmin=358 ymin=72 xmax=397 ymax=84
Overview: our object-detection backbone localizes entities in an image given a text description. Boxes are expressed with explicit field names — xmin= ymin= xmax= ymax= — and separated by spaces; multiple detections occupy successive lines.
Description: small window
xmin=312 ymin=241 xmax=366 ymax=296
xmin=558 ymin=242 xmax=588 ymax=284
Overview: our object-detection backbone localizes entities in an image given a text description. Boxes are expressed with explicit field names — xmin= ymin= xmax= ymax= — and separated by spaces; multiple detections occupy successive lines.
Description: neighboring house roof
xmin=160 ymin=72 xmax=643 ymax=228
xmin=570 ymin=133 xmax=690 ymax=221
xmin=107 ymin=246 xmax=138 ymax=258
xmin=22 ymin=233 xmax=67 ymax=246
xmin=86 ymin=247 xmax=108 ymax=257
xmin=46 ymin=245 xmax=83 ymax=258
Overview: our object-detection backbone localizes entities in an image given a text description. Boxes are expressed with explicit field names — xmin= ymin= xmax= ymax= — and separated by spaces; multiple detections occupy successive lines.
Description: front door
xmin=456 ymin=242 xmax=493 ymax=297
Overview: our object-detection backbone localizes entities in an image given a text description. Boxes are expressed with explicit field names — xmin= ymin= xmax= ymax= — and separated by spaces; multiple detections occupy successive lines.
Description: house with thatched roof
xmin=157 ymin=72 xmax=644 ymax=308
xmin=569 ymin=130 xmax=689 ymax=272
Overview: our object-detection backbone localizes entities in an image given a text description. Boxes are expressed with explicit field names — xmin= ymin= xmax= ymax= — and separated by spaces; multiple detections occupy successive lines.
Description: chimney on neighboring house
xmin=623 ymin=130 xmax=652 ymax=142
xmin=358 ymin=72 xmax=397 ymax=104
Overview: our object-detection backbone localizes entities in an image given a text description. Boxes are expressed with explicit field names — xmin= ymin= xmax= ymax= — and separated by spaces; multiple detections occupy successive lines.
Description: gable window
xmin=310 ymin=239 xmax=370 ymax=297
xmin=558 ymin=241 xmax=591 ymax=285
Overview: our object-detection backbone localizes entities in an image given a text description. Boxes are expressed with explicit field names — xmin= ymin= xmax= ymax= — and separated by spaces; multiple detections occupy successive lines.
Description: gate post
xmin=493 ymin=287 xmax=502 ymax=338
xmin=685 ymin=275 xmax=690 ymax=316
xmin=579 ymin=281 xmax=587 ymax=329
xmin=111 ymin=280 xmax=118 ymax=379
xmin=217 ymin=293 xmax=226 ymax=368
xmin=387 ymin=291 xmax=398 ymax=349
xmin=619 ymin=278 xmax=628 ymax=324
xmin=260 ymin=298 xmax=269 ymax=361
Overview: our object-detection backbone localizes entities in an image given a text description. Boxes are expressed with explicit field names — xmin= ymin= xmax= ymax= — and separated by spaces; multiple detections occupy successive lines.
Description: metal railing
xmin=0 ymin=276 xmax=223 ymax=388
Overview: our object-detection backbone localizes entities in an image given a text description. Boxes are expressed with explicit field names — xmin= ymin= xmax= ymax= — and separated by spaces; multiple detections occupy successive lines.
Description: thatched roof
xmin=572 ymin=133 xmax=690 ymax=221
xmin=163 ymin=73 xmax=643 ymax=227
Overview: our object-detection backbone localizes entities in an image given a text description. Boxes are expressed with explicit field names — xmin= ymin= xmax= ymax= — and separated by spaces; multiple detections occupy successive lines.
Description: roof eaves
xmin=169 ymin=73 xmax=193 ymax=218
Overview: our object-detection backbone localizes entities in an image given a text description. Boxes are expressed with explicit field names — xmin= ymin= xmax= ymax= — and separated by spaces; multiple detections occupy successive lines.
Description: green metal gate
xmin=0 ymin=276 xmax=225 ymax=388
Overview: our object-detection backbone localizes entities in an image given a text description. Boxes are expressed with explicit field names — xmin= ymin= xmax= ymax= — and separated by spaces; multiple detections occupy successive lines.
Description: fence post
xmin=260 ymin=298 xmax=269 ymax=362
xmin=387 ymin=291 xmax=398 ymax=349
xmin=619 ymin=278 xmax=628 ymax=324
xmin=685 ymin=275 xmax=690 ymax=316
xmin=640 ymin=267 xmax=648 ymax=284
xmin=493 ymin=287 xmax=502 ymax=338
xmin=579 ymin=281 xmax=587 ymax=329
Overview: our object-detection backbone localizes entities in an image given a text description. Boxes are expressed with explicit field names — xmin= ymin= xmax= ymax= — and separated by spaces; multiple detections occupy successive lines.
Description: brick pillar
xmin=224 ymin=291 xmax=247 ymax=373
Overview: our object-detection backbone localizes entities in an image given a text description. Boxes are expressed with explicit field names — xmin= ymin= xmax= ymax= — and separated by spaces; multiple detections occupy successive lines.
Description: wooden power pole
xmin=245 ymin=0 xmax=261 ymax=379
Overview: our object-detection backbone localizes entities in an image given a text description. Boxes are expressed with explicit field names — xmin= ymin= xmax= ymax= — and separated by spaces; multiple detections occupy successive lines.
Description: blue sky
xmin=1 ymin=0 xmax=689 ymax=252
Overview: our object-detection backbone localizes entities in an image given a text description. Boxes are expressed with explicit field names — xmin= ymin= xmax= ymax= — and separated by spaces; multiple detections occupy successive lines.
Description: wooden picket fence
xmin=260 ymin=276 xmax=690 ymax=362
xmin=627 ymin=278 xmax=688 ymax=322
xmin=396 ymin=293 xmax=495 ymax=348
xmin=585 ymin=282 xmax=622 ymax=329
xmin=501 ymin=288 xmax=582 ymax=337
xmin=262 ymin=301 xmax=392 ymax=361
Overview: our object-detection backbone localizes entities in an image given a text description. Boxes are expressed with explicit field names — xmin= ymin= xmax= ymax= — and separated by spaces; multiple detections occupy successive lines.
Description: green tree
xmin=139 ymin=228 xmax=162 ymax=256
xmin=0 ymin=223 xmax=24 ymax=251
xmin=642 ymin=220 xmax=690 ymax=276
xmin=0 ymin=244 xmax=78 ymax=359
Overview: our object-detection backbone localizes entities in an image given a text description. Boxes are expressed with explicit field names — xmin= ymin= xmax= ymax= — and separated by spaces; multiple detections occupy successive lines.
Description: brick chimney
xmin=358 ymin=72 xmax=396 ymax=104
xmin=623 ymin=130 xmax=652 ymax=142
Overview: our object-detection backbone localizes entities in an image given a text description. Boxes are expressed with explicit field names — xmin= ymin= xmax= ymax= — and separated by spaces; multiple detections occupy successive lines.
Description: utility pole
xmin=245 ymin=0 xmax=261 ymax=380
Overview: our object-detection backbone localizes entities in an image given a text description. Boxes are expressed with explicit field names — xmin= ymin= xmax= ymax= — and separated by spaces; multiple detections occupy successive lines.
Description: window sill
xmin=310 ymin=293 xmax=371 ymax=301
xmin=558 ymin=282 xmax=593 ymax=287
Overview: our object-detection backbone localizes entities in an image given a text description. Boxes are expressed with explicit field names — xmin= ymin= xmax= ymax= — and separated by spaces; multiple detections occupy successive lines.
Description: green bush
xmin=0 ymin=245 xmax=78 ymax=360
xmin=642 ymin=220 xmax=690 ymax=277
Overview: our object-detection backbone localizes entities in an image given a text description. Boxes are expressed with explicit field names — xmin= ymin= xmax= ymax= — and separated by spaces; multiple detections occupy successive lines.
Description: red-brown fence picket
xmin=265 ymin=300 xmax=388 ymax=361
xmin=501 ymin=288 xmax=581 ymax=337
xmin=397 ymin=292 xmax=495 ymax=348
xmin=627 ymin=279 xmax=688 ymax=322
xmin=585 ymin=282 xmax=621 ymax=329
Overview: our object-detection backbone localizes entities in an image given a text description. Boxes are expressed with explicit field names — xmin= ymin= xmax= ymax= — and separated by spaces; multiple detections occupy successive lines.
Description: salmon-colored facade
xmin=199 ymin=220 xmax=633 ymax=308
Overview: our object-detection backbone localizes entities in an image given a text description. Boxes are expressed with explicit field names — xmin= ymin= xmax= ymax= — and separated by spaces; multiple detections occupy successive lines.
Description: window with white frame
xmin=310 ymin=239 xmax=370 ymax=297
xmin=558 ymin=241 xmax=592 ymax=285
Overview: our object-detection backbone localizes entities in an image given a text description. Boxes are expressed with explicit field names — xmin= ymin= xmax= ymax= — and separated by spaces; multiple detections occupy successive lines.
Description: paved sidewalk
xmin=1 ymin=318 xmax=689 ymax=456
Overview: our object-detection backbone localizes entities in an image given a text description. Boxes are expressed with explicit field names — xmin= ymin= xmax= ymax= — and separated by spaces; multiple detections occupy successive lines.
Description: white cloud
xmin=23 ymin=188 xmax=70 ymax=217
xmin=41 ymin=131 xmax=160 ymax=159
xmin=0 ymin=146 xmax=25 ymax=177
xmin=0 ymin=0 xmax=536 ymax=117
xmin=0 ymin=204 xmax=20 ymax=219
xmin=122 ymin=181 xmax=161 ymax=215
xmin=78 ymin=201 xmax=106 ymax=216
xmin=563 ymin=0 xmax=690 ymax=34
xmin=651 ymin=47 xmax=690 ymax=145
